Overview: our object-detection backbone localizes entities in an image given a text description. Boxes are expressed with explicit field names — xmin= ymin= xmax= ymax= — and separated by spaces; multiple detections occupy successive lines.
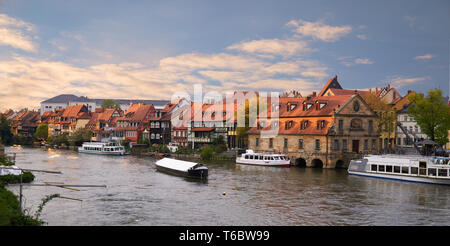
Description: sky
xmin=0 ymin=0 xmax=449 ymax=111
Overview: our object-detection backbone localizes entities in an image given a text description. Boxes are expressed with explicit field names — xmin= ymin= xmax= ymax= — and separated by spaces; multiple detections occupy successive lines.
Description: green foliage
xmin=200 ymin=145 xmax=214 ymax=160
xmin=101 ymin=99 xmax=121 ymax=109
xmin=33 ymin=194 xmax=60 ymax=221
xmin=214 ymin=144 xmax=227 ymax=154
xmin=365 ymin=93 xmax=396 ymax=135
xmin=0 ymin=155 xmax=14 ymax=166
xmin=408 ymin=89 xmax=450 ymax=146
xmin=0 ymin=114 xmax=13 ymax=145
xmin=12 ymin=135 xmax=33 ymax=145
xmin=0 ymin=184 xmax=44 ymax=226
xmin=68 ymin=129 xmax=93 ymax=146
xmin=0 ymin=171 xmax=35 ymax=184
xmin=34 ymin=124 xmax=48 ymax=140
xmin=48 ymin=134 xmax=69 ymax=146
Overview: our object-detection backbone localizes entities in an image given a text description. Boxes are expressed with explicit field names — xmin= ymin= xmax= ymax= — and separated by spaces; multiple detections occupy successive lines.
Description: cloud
xmin=0 ymin=14 xmax=37 ymax=52
xmin=286 ymin=19 xmax=352 ymax=42
xmin=413 ymin=54 xmax=435 ymax=60
xmin=227 ymin=38 xmax=312 ymax=57
xmin=338 ymin=57 xmax=373 ymax=67
xmin=403 ymin=16 xmax=416 ymax=28
xmin=356 ymin=34 xmax=368 ymax=40
xmin=389 ymin=76 xmax=431 ymax=87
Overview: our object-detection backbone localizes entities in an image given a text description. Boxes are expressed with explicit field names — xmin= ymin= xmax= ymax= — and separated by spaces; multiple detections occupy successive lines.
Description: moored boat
xmin=78 ymin=141 xmax=126 ymax=156
xmin=236 ymin=150 xmax=290 ymax=167
xmin=155 ymin=158 xmax=208 ymax=179
xmin=348 ymin=154 xmax=450 ymax=185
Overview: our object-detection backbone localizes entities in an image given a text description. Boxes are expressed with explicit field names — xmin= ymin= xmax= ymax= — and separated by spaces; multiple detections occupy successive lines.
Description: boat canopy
xmin=155 ymin=158 xmax=198 ymax=172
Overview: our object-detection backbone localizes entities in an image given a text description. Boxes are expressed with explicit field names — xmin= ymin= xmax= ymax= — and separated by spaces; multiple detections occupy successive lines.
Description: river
xmin=4 ymin=146 xmax=450 ymax=226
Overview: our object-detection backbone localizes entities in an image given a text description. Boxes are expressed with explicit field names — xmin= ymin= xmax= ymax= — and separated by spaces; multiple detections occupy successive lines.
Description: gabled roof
xmin=42 ymin=94 xmax=91 ymax=103
xmin=318 ymin=76 xmax=342 ymax=96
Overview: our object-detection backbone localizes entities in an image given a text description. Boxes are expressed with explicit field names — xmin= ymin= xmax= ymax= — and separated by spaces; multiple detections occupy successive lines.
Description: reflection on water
xmin=4 ymin=146 xmax=450 ymax=226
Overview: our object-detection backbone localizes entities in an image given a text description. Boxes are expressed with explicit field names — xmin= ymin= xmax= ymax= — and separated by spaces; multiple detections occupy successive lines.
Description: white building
xmin=396 ymin=104 xmax=428 ymax=147
xmin=40 ymin=94 xmax=169 ymax=115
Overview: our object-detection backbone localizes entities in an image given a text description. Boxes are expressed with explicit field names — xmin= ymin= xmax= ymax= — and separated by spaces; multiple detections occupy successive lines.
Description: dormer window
xmin=320 ymin=102 xmax=327 ymax=109
xmin=303 ymin=102 xmax=313 ymax=111
xmin=300 ymin=120 xmax=309 ymax=130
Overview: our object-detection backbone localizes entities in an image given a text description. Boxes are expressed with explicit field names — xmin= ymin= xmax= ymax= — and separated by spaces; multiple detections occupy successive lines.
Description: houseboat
xmin=78 ymin=141 xmax=126 ymax=156
xmin=236 ymin=150 xmax=291 ymax=167
xmin=348 ymin=154 xmax=450 ymax=185
xmin=155 ymin=158 xmax=208 ymax=179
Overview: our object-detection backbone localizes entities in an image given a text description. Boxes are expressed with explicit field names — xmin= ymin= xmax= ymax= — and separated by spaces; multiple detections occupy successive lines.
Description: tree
xmin=68 ymin=129 xmax=93 ymax=146
xmin=34 ymin=124 xmax=48 ymax=140
xmin=0 ymin=114 xmax=13 ymax=145
xmin=101 ymin=99 xmax=120 ymax=109
xmin=407 ymin=89 xmax=450 ymax=147
xmin=365 ymin=93 xmax=396 ymax=147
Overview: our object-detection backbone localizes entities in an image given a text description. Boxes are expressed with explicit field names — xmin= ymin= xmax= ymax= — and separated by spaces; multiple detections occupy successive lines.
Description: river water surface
xmin=5 ymin=146 xmax=450 ymax=226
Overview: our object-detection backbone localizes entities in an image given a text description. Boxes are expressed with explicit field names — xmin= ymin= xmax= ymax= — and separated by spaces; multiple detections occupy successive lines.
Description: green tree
xmin=101 ymin=99 xmax=121 ymax=109
xmin=365 ymin=93 xmax=397 ymax=147
xmin=200 ymin=145 xmax=213 ymax=160
xmin=68 ymin=129 xmax=93 ymax=146
xmin=0 ymin=114 xmax=13 ymax=145
xmin=407 ymin=89 xmax=450 ymax=147
xmin=34 ymin=124 xmax=48 ymax=140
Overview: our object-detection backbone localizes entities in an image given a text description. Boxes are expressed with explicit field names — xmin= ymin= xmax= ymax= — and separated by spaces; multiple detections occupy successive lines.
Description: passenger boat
xmin=155 ymin=158 xmax=208 ymax=179
xmin=236 ymin=150 xmax=290 ymax=167
xmin=78 ymin=141 xmax=126 ymax=156
xmin=348 ymin=154 xmax=450 ymax=185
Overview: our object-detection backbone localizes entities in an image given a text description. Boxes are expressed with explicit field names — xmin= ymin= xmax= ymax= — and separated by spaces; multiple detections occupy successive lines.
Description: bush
xmin=0 ymin=171 xmax=35 ymax=184
xmin=200 ymin=146 xmax=214 ymax=160
xmin=214 ymin=144 xmax=227 ymax=154
xmin=0 ymin=184 xmax=44 ymax=226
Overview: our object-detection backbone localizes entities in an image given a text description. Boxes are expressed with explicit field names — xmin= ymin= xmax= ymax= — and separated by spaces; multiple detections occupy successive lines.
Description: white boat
xmin=0 ymin=165 xmax=23 ymax=176
xmin=78 ymin=142 xmax=126 ymax=156
xmin=348 ymin=154 xmax=450 ymax=185
xmin=236 ymin=150 xmax=290 ymax=167
xmin=155 ymin=158 xmax=208 ymax=179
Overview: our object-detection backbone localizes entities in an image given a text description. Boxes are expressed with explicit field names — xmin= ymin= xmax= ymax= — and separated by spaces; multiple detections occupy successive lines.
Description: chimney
xmin=312 ymin=91 xmax=316 ymax=97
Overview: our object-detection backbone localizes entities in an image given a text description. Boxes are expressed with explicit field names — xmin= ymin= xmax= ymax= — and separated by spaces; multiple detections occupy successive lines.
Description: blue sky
xmin=0 ymin=0 xmax=448 ymax=110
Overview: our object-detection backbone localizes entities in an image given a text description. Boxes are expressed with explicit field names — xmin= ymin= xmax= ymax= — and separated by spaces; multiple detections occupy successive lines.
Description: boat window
xmin=438 ymin=169 xmax=448 ymax=177
xmin=280 ymin=156 xmax=285 ymax=160
xmin=378 ymin=165 xmax=385 ymax=172
xmin=249 ymin=155 xmax=254 ymax=160
xmin=386 ymin=165 xmax=393 ymax=172
xmin=428 ymin=168 xmax=437 ymax=176
xmin=244 ymin=155 xmax=249 ymax=159
xmin=270 ymin=157 xmax=274 ymax=160
xmin=411 ymin=167 xmax=418 ymax=175
xmin=419 ymin=161 xmax=427 ymax=168
xmin=401 ymin=167 xmax=409 ymax=174
xmin=264 ymin=156 xmax=268 ymax=160
xmin=394 ymin=166 xmax=400 ymax=173
xmin=371 ymin=165 xmax=377 ymax=171
xmin=274 ymin=156 xmax=279 ymax=160
xmin=259 ymin=156 xmax=263 ymax=160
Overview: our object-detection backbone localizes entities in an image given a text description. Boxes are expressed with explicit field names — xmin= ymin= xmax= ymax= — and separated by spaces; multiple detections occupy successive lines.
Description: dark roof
xmin=41 ymin=94 xmax=91 ymax=103
xmin=42 ymin=94 xmax=169 ymax=107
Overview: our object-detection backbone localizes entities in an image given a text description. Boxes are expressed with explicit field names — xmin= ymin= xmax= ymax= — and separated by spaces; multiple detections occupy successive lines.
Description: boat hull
xmin=78 ymin=150 xmax=124 ymax=156
xmin=236 ymin=159 xmax=290 ymax=167
xmin=155 ymin=164 xmax=208 ymax=179
xmin=348 ymin=170 xmax=450 ymax=186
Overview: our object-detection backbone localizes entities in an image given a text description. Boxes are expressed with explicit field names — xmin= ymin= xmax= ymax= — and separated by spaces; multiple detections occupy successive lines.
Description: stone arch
xmin=295 ymin=158 xmax=307 ymax=167
xmin=311 ymin=159 xmax=324 ymax=168
xmin=335 ymin=160 xmax=345 ymax=169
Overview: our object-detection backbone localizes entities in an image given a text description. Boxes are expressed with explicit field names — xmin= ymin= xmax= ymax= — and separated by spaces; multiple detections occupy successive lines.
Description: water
xmin=4 ymin=146 xmax=450 ymax=226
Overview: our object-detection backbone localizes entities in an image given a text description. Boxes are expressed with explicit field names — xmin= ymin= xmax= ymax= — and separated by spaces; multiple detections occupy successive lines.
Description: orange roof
xmin=318 ymin=76 xmax=342 ymax=96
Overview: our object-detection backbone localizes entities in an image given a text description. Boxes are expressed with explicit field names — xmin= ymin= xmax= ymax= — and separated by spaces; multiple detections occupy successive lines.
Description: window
xmin=411 ymin=167 xmax=418 ymax=175
xmin=386 ymin=165 xmax=393 ymax=172
xmin=343 ymin=140 xmax=348 ymax=151
xmin=338 ymin=120 xmax=343 ymax=131
xmin=364 ymin=139 xmax=368 ymax=150
xmin=245 ymin=155 xmax=249 ymax=159
xmin=269 ymin=138 xmax=273 ymax=148
xmin=298 ymin=139 xmax=303 ymax=149
xmin=369 ymin=120 xmax=373 ymax=132
xmin=371 ymin=139 xmax=376 ymax=150
xmin=255 ymin=138 xmax=259 ymax=147
xmin=378 ymin=165 xmax=385 ymax=172
xmin=394 ymin=166 xmax=400 ymax=173
xmin=438 ymin=169 xmax=448 ymax=177
xmin=371 ymin=165 xmax=377 ymax=171
xmin=333 ymin=140 xmax=339 ymax=150
xmin=428 ymin=168 xmax=437 ymax=176
xmin=284 ymin=138 xmax=288 ymax=148
xmin=315 ymin=139 xmax=320 ymax=150
xmin=249 ymin=155 xmax=254 ymax=160
xmin=402 ymin=167 xmax=409 ymax=174
xmin=300 ymin=120 xmax=309 ymax=130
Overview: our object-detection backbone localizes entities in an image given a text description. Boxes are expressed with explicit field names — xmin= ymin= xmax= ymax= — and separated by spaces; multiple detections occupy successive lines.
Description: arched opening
xmin=311 ymin=159 xmax=323 ymax=168
xmin=295 ymin=158 xmax=307 ymax=167
xmin=335 ymin=160 xmax=345 ymax=169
